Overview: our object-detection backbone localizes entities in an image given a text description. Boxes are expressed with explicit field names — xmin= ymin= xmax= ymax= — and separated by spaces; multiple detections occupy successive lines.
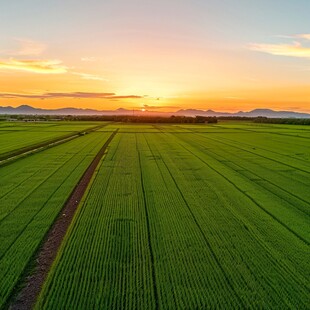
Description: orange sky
xmin=0 ymin=1 xmax=309 ymax=113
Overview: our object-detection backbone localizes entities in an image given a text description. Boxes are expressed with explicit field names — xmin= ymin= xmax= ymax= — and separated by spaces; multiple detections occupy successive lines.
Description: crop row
xmin=0 ymin=131 xmax=111 ymax=308
xmin=36 ymin=126 xmax=309 ymax=308
xmin=170 ymin=130 xmax=310 ymax=240
xmin=36 ymin=133 xmax=156 ymax=309
xmin=0 ymin=121 xmax=104 ymax=159
xmin=142 ymin=132 xmax=308 ymax=307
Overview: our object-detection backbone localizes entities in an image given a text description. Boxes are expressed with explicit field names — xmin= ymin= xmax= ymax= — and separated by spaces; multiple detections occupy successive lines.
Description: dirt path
xmin=8 ymin=129 xmax=118 ymax=310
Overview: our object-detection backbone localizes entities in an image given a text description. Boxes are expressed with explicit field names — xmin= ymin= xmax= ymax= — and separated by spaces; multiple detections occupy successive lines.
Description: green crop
xmin=0 ymin=131 xmax=111 ymax=307
xmin=36 ymin=122 xmax=309 ymax=309
xmin=0 ymin=121 xmax=104 ymax=159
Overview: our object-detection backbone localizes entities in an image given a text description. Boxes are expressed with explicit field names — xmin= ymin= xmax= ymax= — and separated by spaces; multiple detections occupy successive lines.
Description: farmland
xmin=0 ymin=121 xmax=309 ymax=308
xmin=0 ymin=121 xmax=103 ymax=160
xmin=0 ymin=123 xmax=112 ymax=308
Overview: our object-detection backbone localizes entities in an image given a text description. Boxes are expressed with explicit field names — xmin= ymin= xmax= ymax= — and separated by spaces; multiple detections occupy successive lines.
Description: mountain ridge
xmin=0 ymin=105 xmax=310 ymax=118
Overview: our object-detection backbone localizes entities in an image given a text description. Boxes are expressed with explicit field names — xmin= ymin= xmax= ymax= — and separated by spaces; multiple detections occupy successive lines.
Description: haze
xmin=0 ymin=0 xmax=309 ymax=112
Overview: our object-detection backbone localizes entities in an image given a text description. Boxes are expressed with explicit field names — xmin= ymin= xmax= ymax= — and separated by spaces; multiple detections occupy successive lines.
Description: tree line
xmin=2 ymin=114 xmax=310 ymax=125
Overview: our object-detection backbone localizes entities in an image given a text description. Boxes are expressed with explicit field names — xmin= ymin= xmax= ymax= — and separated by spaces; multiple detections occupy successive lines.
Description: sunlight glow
xmin=0 ymin=1 xmax=309 ymax=113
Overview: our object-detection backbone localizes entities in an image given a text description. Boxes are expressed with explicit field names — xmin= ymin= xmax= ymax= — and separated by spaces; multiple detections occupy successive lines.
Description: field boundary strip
xmin=7 ymin=129 xmax=118 ymax=310
xmin=0 ymin=124 xmax=106 ymax=166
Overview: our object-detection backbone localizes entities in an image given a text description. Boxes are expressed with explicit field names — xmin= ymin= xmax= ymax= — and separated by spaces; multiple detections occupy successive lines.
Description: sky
xmin=0 ymin=0 xmax=309 ymax=112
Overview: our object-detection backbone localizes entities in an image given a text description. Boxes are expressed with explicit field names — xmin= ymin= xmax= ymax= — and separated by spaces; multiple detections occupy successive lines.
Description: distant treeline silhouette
xmin=2 ymin=114 xmax=310 ymax=125
xmin=2 ymin=114 xmax=217 ymax=123
xmin=65 ymin=115 xmax=218 ymax=123
xmin=252 ymin=116 xmax=310 ymax=125
xmin=218 ymin=116 xmax=310 ymax=125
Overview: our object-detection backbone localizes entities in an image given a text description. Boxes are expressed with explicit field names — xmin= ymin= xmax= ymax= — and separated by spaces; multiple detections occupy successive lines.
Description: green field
xmin=0 ymin=121 xmax=103 ymax=160
xmin=0 ymin=129 xmax=111 ymax=307
xmin=0 ymin=121 xmax=309 ymax=308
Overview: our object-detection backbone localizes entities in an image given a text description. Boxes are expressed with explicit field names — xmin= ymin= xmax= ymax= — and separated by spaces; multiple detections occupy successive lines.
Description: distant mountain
xmin=175 ymin=108 xmax=310 ymax=118
xmin=0 ymin=105 xmax=310 ymax=118
xmin=0 ymin=105 xmax=130 ymax=116
xmin=0 ymin=105 xmax=171 ymax=116
xmin=176 ymin=109 xmax=232 ymax=117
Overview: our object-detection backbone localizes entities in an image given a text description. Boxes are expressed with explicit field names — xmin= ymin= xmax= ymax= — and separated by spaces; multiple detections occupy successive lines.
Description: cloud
xmin=11 ymin=38 xmax=46 ymax=56
xmin=0 ymin=58 xmax=106 ymax=79
xmin=112 ymin=95 xmax=142 ymax=99
xmin=137 ymin=104 xmax=180 ymax=110
xmin=0 ymin=38 xmax=46 ymax=56
xmin=81 ymin=57 xmax=97 ymax=62
xmin=294 ymin=34 xmax=310 ymax=40
xmin=72 ymin=72 xmax=108 ymax=81
xmin=224 ymin=96 xmax=245 ymax=100
xmin=248 ymin=33 xmax=310 ymax=58
xmin=247 ymin=41 xmax=310 ymax=58
xmin=0 ymin=58 xmax=68 ymax=74
xmin=275 ymin=34 xmax=310 ymax=41
xmin=0 ymin=91 xmax=143 ymax=100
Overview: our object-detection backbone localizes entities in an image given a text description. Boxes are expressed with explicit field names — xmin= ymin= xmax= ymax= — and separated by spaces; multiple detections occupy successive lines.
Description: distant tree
xmin=195 ymin=116 xmax=218 ymax=123
xmin=254 ymin=117 xmax=310 ymax=125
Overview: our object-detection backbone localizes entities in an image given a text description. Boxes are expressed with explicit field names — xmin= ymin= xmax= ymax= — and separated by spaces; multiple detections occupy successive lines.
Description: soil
xmin=9 ymin=129 xmax=118 ymax=310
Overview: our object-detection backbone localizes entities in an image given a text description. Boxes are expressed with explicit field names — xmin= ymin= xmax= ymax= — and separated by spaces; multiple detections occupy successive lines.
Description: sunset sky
xmin=0 ymin=0 xmax=309 ymax=112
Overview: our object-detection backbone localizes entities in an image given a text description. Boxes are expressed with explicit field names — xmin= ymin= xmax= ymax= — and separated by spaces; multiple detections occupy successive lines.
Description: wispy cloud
xmin=72 ymin=72 xmax=108 ymax=81
xmin=294 ymin=34 xmax=310 ymax=40
xmin=224 ymin=96 xmax=245 ymax=100
xmin=0 ymin=38 xmax=46 ymax=56
xmin=275 ymin=34 xmax=310 ymax=40
xmin=0 ymin=58 xmax=109 ymax=79
xmin=112 ymin=95 xmax=142 ymax=99
xmin=0 ymin=40 xmax=106 ymax=78
xmin=10 ymin=38 xmax=46 ymax=56
xmin=248 ymin=41 xmax=310 ymax=58
xmin=135 ymin=104 xmax=180 ymax=110
xmin=248 ymin=33 xmax=310 ymax=58
xmin=0 ymin=91 xmax=143 ymax=100
xmin=81 ymin=57 xmax=97 ymax=62
xmin=0 ymin=59 xmax=68 ymax=74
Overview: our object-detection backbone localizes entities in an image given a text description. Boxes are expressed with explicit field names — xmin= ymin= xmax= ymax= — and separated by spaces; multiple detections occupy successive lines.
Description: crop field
xmin=0 ymin=121 xmax=103 ymax=160
xmin=0 ymin=129 xmax=111 ymax=308
xmin=0 ymin=121 xmax=309 ymax=309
